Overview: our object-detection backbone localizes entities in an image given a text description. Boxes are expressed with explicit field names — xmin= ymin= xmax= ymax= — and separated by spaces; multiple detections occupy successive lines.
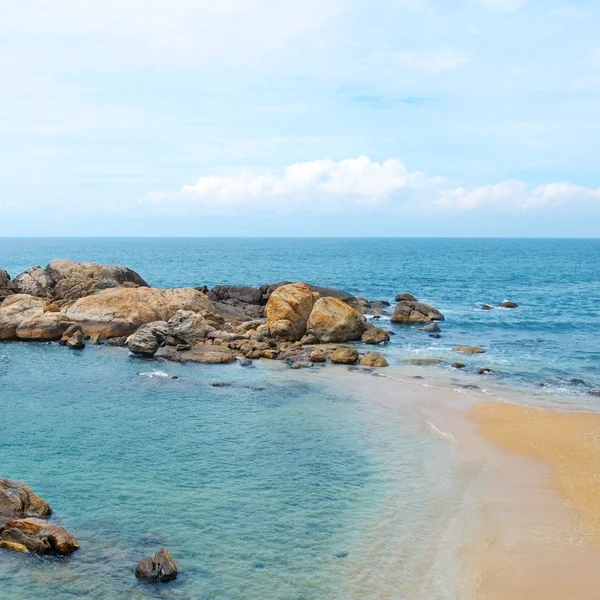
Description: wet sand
xmin=294 ymin=364 xmax=600 ymax=600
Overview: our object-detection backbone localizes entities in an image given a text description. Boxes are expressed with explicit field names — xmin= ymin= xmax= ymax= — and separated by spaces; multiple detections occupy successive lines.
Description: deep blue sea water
xmin=0 ymin=238 xmax=599 ymax=598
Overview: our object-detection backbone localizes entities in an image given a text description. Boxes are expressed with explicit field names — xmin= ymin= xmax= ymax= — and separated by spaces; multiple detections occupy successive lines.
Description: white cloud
xmin=141 ymin=157 xmax=600 ymax=215
xmin=393 ymin=50 xmax=470 ymax=73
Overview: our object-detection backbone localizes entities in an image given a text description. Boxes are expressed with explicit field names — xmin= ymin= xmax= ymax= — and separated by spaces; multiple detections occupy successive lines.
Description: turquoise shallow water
xmin=0 ymin=344 xmax=464 ymax=599
xmin=1 ymin=237 xmax=599 ymax=395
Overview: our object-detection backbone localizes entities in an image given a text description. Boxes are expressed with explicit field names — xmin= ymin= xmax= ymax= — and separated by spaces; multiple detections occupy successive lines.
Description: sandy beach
xmin=309 ymin=365 xmax=600 ymax=600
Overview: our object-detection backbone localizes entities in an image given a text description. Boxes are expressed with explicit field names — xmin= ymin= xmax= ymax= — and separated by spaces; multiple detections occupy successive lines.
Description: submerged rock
xmin=480 ymin=304 xmax=493 ymax=311
xmin=452 ymin=362 xmax=466 ymax=369
xmin=0 ymin=518 xmax=79 ymax=555
xmin=498 ymin=301 xmax=518 ymax=309
xmin=330 ymin=347 xmax=359 ymax=365
xmin=0 ymin=479 xmax=52 ymax=518
xmin=306 ymin=297 xmax=366 ymax=343
xmin=391 ymin=301 xmax=444 ymax=324
xmin=265 ymin=283 xmax=319 ymax=341
xmin=156 ymin=344 xmax=235 ymax=364
xmin=453 ymin=346 xmax=485 ymax=354
xmin=135 ymin=547 xmax=178 ymax=583
xmin=402 ymin=358 xmax=443 ymax=366
xmin=478 ymin=368 xmax=493 ymax=375
xmin=418 ymin=322 xmax=441 ymax=333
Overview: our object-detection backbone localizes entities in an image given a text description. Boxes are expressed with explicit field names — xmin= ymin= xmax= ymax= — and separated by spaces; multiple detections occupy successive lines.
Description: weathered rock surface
xmin=330 ymin=347 xmax=359 ymax=365
xmin=0 ymin=479 xmax=52 ymax=518
xmin=10 ymin=266 xmax=54 ymax=298
xmin=0 ymin=270 xmax=13 ymax=299
xmin=395 ymin=293 xmax=417 ymax=302
xmin=16 ymin=312 xmax=76 ymax=341
xmin=66 ymin=287 xmax=213 ymax=338
xmin=66 ymin=330 xmax=85 ymax=349
xmin=136 ymin=547 xmax=178 ymax=583
xmin=309 ymin=349 xmax=327 ymax=363
xmin=361 ymin=326 xmax=390 ymax=345
xmin=167 ymin=310 xmax=215 ymax=345
xmin=419 ymin=322 xmax=441 ymax=333
xmin=391 ymin=301 xmax=444 ymax=324
xmin=46 ymin=259 xmax=148 ymax=304
xmin=0 ymin=517 xmax=79 ymax=555
xmin=498 ymin=301 xmax=518 ymax=309
xmin=208 ymin=285 xmax=263 ymax=306
xmin=0 ymin=295 xmax=46 ymax=340
xmin=265 ymin=283 xmax=319 ymax=341
xmin=453 ymin=345 xmax=485 ymax=354
xmin=359 ymin=353 xmax=388 ymax=368
xmin=306 ymin=297 xmax=366 ymax=343
xmin=156 ymin=344 xmax=235 ymax=364
xmin=127 ymin=321 xmax=169 ymax=356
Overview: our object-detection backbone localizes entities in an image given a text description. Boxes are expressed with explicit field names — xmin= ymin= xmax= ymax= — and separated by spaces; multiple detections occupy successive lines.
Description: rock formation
xmin=135 ymin=547 xmax=178 ymax=583
xmin=265 ymin=283 xmax=319 ymax=341
xmin=306 ymin=297 xmax=366 ymax=343
xmin=391 ymin=301 xmax=444 ymax=324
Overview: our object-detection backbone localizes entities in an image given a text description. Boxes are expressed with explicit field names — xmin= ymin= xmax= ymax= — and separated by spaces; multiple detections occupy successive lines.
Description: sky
xmin=1 ymin=0 xmax=599 ymax=237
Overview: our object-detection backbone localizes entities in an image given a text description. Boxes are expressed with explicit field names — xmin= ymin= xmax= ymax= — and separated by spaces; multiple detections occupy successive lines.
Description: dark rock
xmin=208 ymin=285 xmax=263 ymax=306
xmin=66 ymin=330 xmax=85 ymax=350
xmin=395 ymin=293 xmax=417 ymax=302
xmin=238 ymin=358 xmax=253 ymax=367
xmin=570 ymin=378 xmax=586 ymax=386
xmin=478 ymin=368 xmax=493 ymax=375
xmin=429 ymin=333 xmax=442 ymax=339
xmin=212 ymin=381 xmax=232 ymax=387
xmin=127 ymin=322 xmax=169 ymax=357
xmin=368 ymin=300 xmax=391 ymax=309
xmin=419 ymin=322 xmax=441 ymax=333
xmin=480 ymin=304 xmax=493 ymax=311
xmin=136 ymin=547 xmax=178 ymax=584
xmin=402 ymin=358 xmax=443 ymax=366
xmin=452 ymin=362 xmax=466 ymax=369
xmin=391 ymin=301 xmax=444 ymax=324
xmin=498 ymin=301 xmax=518 ymax=309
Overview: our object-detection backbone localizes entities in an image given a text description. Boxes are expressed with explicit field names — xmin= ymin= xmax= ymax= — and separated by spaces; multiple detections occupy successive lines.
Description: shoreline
xmin=302 ymin=364 xmax=600 ymax=599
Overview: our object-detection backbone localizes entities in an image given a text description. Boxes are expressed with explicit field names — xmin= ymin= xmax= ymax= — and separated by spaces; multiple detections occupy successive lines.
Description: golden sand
xmin=470 ymin=401 xmax=600 ymax=599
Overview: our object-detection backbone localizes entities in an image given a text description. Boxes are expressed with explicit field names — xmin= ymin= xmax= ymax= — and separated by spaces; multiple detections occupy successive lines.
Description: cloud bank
xmin=141 ymin=157 xmax=600 ymax=215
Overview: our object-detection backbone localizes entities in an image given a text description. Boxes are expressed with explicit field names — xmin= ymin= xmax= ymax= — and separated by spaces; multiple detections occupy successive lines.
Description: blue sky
xmin=1 ymin=0 xmax=599 ymax=236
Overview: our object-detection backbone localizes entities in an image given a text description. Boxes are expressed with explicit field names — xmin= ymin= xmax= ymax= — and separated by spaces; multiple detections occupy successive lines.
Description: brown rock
xmin=156 ymin=344 xmax=235 ymax=364
xmin=330 ymin=347 xmax=359 ymax=365
xmin=0 ymin=479 xmax=52 ymax=518
xmin=391 ymin=301 xmax=444 ymax=324
xmin=478 ymin=368 xmax=493 ymax=374
xmin=306 ymin=297 xmax=366 ymax=343
xmin=452 ymin=362 xmax=466 ymax=369
xmin=66 ymin=287 xmax=213 ymax=338
xmin=265 ymin=283 xmax=319 ymax=341
xmin=498 ymin=301 xmax=518 ymax=309
xmin=0 ymin=518 xmax=79 ymax=555
xmin=135 ymin=547 xmax=178 ymax=584
xmin=66 ymin=330 xmax=85 ymax=350
xmin=16 ymin=313 xmax=75 ymax=341
xmin=453 ymin=346 xmax=485 ymax=354
xmin=360 ymin=353 xmax=388 ymax=368
xmin=0 ymin=540 xmax=29 ymax=553
xmin=43 ymin=304 xmax=61 ymax=313
xmin=361 ymin=326 xmax=390 ymax=345
xmin=395 ymin=293 xmax=417 ymax=302
xmin=309 ymin=350 xmax=327 ymax=363
xmin=127 ymin=321 xmax=168 ymax=357
xmin=480 ymin=304 xmax=493 ymax=311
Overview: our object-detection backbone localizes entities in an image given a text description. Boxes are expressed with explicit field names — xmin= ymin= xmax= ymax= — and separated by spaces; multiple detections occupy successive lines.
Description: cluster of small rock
xmin=0 ymin=477 xmax=178 ymax=584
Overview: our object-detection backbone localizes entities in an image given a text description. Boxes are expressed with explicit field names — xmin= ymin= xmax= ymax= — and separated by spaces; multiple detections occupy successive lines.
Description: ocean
xmin=1 ymin=237 xmax=599 ymax=599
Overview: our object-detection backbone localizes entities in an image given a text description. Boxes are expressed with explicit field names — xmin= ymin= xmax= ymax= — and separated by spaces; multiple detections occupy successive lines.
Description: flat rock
xmin=402 ymin=358 xmax=443 ymax=366
xmin=453 ymin=345 xmax=485 ymax=354
xmin=16 ymin=312 xmax=76 ymax=341
xmin=0 ymin=295 xmax=46 ymax=340
xmin=156 ymin=344 xmax=235 ymax=364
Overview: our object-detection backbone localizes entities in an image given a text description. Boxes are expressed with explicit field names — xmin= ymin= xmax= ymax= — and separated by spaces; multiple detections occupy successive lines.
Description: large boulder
xmin=360 ymin=353 xmax=388 ymax=368
xmin=306 ymin=297 xmax=366 ymax=343
xmin=0 ymin=517 xmax=79 ymax=555
xmin=167 ymin=310 xmax=215 ymax=345
xmin=208 ymin=285 xmax=263 ymax=306
xmin=127 ymin=321 xmax=168 ymax=357
xmin=265 ymin=283 xmax=319 ymax=341
xmin=10 ymin=266 xmax=54 ymax=298
xmin=16 ymin=312 xmax=76 ymax=341
xmin=330 ymin=347 xmax=359 ymax=365
xmin=0 ymin=479 xmax=52 ymax=518
xmin=0 ymin=295 xmax=46 ymax=340
xmin=46 ymin=259 xmax=148 ymax=304
xmin=391 ymin=301 xmax=444 ymax=324
xmin=66 ymin=287 xmax=213 ymax=338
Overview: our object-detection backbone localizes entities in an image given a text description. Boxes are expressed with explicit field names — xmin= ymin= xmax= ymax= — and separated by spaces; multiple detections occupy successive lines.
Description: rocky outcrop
xmin=452 ymin=345 xmax=485 ymax=354
xmin=15 ymin=312 xmax=76 ymax=341
xmin=136 ymin=547 xmax=178 ymax=583
xmin=359 ymin=353 xmax=388 ymax=367
xmin=0 ymin=295 xmax=46 ymax=340
xmin=66 ymin=287 xmax=213 ymax=338
xmin=0 ymin=479 xmax=52 ymax=519
xmin=46 ymin=259 xmax=148 ymax=304
xmin=127 ymin=322 xmax=168 ymax=356
xmin=391 ymin=301 xmax=444 ymax=324
xmin=0 ymin=517 xmax=79 ymax=555
xmin=265 ymin=283 xmax=319 ymax=341
xmin=0 ymin=270 xmax=13 ymax=300
xmin=10 ymin=266 xmax=54 ymax=298
xmin=330 ymin=347 xmax=359 ymax=365
xmin=306 ymin=297 xmax=366 ymax=343
xmin=361 ymin=326 xmax=390 ymax=345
